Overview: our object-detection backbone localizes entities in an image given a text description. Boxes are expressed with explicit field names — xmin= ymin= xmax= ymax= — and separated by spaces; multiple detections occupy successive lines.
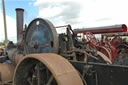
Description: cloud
xmin=34 ymin=0 xmax=83 ymax=26
xmin=0 ymin=9 xmax=16 ymax=42
xmin=34 ymin=0 xmax=128 ymax=30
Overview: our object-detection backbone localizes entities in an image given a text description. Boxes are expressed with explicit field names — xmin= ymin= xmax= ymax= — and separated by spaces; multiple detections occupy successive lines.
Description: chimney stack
xmin=16 ymin=8 xmax=24 ymax=47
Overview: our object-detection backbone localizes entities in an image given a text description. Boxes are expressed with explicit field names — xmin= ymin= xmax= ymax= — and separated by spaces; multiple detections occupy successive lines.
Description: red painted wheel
xmin=96 ymin=46 xmax=112 ymax=61
xmin=86 ymin=32 xmax=98 ymax=46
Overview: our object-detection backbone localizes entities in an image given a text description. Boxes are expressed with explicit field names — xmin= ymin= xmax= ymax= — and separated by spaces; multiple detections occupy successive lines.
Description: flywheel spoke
xmin=36 ymin=64 xmax=40 ymax=85
xmin=45 ymin=75 xmax=54 ymax=85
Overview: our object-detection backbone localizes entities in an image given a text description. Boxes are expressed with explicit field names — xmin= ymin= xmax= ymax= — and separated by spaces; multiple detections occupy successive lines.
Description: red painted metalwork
xmin=74 ymin=24 xmax=127 ymax=34
xmin=110 ymin=37 xmax=123 ymax=61
xmin=86 ymin=32 xmax=99 ymax=46
xmin=85 ymin=31 xmax=125 ymax=62
xmin=78 ymin=24 xmax=128 ymax=62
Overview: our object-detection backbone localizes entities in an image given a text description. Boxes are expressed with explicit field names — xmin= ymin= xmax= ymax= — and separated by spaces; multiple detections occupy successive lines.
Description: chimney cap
xmin=16 ymin=8 xmax=24 ymax=11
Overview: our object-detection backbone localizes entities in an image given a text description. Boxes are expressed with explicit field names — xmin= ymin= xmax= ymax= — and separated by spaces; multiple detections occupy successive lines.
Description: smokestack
xmin=15 ymin=8 xmax=24 ymax=47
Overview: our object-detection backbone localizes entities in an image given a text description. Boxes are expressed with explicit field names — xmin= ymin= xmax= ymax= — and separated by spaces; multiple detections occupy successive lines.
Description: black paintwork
xmin=71 ymin=61 xmax=128 ymax=85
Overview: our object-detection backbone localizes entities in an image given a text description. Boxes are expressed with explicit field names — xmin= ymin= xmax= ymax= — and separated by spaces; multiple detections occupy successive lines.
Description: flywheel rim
xmin=13 ymin=53 xmax=84 ymax=85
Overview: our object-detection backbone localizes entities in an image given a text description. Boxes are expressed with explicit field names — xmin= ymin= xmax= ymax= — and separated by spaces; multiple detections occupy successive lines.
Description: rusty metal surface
xmin=16 ymin=8 xmax=24 ymax=47
xmin=13 ymin=53 xmax=84 ymax=85
xmin=97 ymin=46 xmax=112 ymax=61
xmin=0 ymin=63 xmax=15 ymax=82
xmin=24 ymin=18 xmax=59 ymax=54
xmin=14 ymin=54 xmax=24 ymax=65
xmin=97 ymin=51 xmax=112 ymax=64
xmin=7 ymin=48 xmax=23 ymax=65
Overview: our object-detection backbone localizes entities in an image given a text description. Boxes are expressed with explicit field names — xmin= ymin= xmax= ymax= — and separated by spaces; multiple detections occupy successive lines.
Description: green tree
xmin=0 ymin=40 xmax=5 ymax=46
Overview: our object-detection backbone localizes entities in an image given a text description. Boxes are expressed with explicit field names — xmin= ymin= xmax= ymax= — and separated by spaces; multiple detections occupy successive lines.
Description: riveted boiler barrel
xmin=7 ymin=48 xmax=23 ymax=65
xmin=0 ymin=63 xmax=15 ymax=82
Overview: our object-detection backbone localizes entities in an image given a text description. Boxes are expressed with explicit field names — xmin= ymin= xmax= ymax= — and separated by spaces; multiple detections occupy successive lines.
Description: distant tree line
xmin=0 ymin=41 xmax=5 ymax=46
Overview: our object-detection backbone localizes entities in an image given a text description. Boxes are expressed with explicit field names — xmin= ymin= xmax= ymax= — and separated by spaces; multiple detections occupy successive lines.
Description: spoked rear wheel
xmin=27 ymin=63 xmax=57 ymax=85
xmin=13 ymin=53 xmax=84 ymax=85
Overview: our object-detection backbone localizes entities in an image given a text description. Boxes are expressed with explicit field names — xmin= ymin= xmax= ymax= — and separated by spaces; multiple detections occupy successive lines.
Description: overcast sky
xmin=0 ymin=0 xmax=128 ymax=42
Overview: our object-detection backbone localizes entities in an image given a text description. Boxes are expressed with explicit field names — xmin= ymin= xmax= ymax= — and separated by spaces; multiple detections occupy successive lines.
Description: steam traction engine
xmin=0 ymin=8 xmax=128 ymax=85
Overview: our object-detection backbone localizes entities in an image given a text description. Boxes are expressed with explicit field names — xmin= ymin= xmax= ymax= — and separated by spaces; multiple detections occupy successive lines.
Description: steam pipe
xmin=16 ymin=8 xmax=24 ymax=47
xmin=74 ymin=24 xmax=127 ymax=34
